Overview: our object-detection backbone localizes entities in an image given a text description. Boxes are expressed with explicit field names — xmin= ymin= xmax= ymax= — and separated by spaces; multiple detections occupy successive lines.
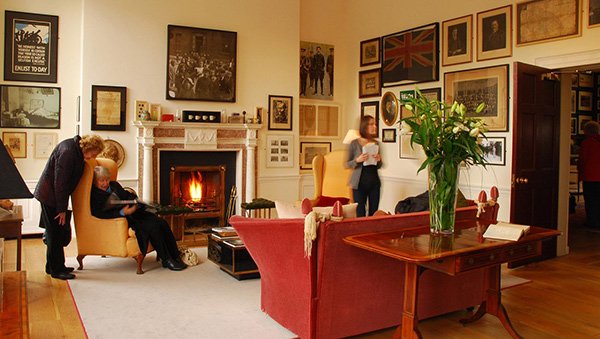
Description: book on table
xmin=483 ymin=222 xmax=531 ymax=241
xmin=212 ymin=226 xmax=238 ymax=237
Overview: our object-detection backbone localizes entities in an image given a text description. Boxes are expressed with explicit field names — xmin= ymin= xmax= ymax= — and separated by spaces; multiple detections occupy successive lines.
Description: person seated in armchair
xmin=90 ymin=166 xmax=187 ymax=271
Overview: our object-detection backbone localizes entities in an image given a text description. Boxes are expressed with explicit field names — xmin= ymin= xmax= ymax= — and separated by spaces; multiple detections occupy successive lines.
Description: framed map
xmin=516 ymin=0 xmax=581 ymax=46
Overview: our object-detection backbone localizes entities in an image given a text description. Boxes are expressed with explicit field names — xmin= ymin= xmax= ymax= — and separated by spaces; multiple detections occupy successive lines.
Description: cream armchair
xmin=71 ymin=158 xmax=152 ymax=274
xmin=311 ymin=150 xmax=353 ymax=204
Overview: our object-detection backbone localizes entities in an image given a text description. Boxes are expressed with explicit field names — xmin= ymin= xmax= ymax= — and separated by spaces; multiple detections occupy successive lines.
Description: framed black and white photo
xmin=477 ymin=5 xmax=512 ymax=61
xmin=300 ymin=142 xmax=331 ymax=170
xmin=360 ymin=101 xmax=379 ymax=138
xmin=0 ymin=85 xmax=60 ymax=129
xmin=91 ymin=85 xmax=127 ymax=131
xmin=268 ymin=95 xmax=293 ymax=130
xmin=381 ymin=91 xmax=399 ymax=127
xmin=4 ymin=11 xmax=58 ymax=83
xmin=360 ymin=38 xmax=380 ymax=66
xmin=166 ymin=25 xmax=236 ymax=102
xmin=266 ymin=135 xmax=293 ymax=168
xmin=442 ymin=15 xmax=473 ymax=66
xmin=578 ymin=91 xmax=593 ymax=111
xmin=480 ymin=137 xmax=506 ymax=166
xmin=300 ymin=41 xmax=334 ymax=100
xmin=382 ymin=128 xmax=396 ymax=143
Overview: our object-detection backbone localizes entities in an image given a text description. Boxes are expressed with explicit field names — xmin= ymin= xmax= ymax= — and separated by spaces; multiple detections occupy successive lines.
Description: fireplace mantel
xmin=134 ymin=121 xmax=261 ymax=206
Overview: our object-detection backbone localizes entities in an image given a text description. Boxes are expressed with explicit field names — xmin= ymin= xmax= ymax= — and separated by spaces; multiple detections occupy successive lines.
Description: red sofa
xmin=229 ymin=192 xmax=499 ymax=338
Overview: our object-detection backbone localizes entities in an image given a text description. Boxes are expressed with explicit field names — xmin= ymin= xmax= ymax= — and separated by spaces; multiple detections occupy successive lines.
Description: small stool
xmin=241 ymin=198 xmax=275 ymax=219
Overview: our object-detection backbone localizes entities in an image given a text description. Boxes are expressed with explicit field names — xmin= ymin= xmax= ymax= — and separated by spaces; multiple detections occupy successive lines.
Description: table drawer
xmin=457 ymin=241 xmax=540 ymax=272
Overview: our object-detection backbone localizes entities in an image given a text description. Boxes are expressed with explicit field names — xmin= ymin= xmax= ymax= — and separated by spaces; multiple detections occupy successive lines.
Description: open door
xmin=510 ymin=62 xmax=561 ymax=266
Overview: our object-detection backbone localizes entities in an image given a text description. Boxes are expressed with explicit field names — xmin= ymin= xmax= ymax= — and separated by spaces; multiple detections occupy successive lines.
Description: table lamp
xmin=342 ymin=129 xmax=360 ymax=144
xmin=0 ymin=140 xmax=33 ymax=216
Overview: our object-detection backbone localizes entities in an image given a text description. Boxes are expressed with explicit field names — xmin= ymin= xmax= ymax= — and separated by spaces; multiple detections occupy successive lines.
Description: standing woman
xmin=345 ymin=116 xmax=382 ymax=217
xmin=34 ymin=135 xmax=104 ymax=280
xmin=578 ymin=121 xmax=600 ymax=229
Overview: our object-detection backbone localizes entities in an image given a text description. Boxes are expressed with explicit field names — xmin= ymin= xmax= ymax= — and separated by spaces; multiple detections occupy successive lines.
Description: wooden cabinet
xmin=207 ymin=233 xmax=259 ymax=280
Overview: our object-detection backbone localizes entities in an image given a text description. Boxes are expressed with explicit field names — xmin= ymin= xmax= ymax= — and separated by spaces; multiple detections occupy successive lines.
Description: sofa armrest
xmin=74 ymin=215 xmax=131 ymax=257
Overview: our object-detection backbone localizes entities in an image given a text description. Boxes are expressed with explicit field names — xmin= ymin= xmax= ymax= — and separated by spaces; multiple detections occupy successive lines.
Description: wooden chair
xmin=311 ymin=150 xmax=353 ymax=204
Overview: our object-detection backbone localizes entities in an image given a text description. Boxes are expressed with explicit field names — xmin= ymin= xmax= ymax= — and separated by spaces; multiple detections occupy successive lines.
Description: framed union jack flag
xmin=382 ymin=23 xmax=439 ymax=87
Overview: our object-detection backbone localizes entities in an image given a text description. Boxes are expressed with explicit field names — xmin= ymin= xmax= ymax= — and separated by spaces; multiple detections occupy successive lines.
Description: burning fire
xmin=188 ymin=172 xmax=203 ymax=201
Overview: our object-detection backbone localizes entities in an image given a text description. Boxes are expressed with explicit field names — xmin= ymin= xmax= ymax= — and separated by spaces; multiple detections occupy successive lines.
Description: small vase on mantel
xmin=428 ymin=161 xmax=460 ymax=235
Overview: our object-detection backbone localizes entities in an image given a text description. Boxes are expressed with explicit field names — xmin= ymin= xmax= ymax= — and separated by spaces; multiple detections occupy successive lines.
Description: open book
xmin=362 ymin=143 xmax=379 ymax=166
xmin=107 ymin=198 xmax=157 ymax=214
xmin=483 ymin=222 xmax=531 ymax=241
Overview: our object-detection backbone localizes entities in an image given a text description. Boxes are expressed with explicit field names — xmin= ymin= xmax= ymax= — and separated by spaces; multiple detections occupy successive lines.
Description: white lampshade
xmin=342 ymin=129 xmax=360 ymax=144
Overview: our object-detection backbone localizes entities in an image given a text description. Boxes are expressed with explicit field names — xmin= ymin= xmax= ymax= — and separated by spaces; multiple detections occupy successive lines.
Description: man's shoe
xmin=162 ymin=258 xmax=187 ymax=271
xmin=51 ymin=272 xmax=76 ymax=280
xmin=46 ymin=267 xmax=75 ymax=274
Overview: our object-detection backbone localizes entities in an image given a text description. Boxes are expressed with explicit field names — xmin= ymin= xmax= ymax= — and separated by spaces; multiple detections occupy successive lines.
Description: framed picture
xmin=479 ymin=137 xmax=506 ymax=166
xmin=382 ymin=23 xmax=439 ymax=87
xmin=266 ymin=135 xmax=293 ymax=168
xmin=4 ymin=11 xmax=58 ymax=83
xmin=149 ymin=103 xmax=161 ymax=121
xmin=166 ymin=25 xmax=236 ymax=102
xmin=399 ymin=90 xmax=416 ymax=120
xmin=571 ymin=90 xmax=577 ymax=113
xmin=571 ymin=73 xmax=579 ymax=87
xmin=516 ymin=0 xmax=581 ymax=46
xmin=578 ymin=91 xmax=593 ymax=111
xmin=2 ymin=132 xmax=27 ymax=158
xmin=98 ymin=139 xmax=125 ymax=167
xmin=360 ymin=101 xmax=379 ymax=138
xmin=382 ymin=128 xmax=397 ymax=143
xmin=591 ymin=0 xmax=600 ymax=27
xmin=477 ymin=5 xmax=512 ymax=61
xmin=381 ymin=91 xmax=399 ymax=127
xmin=268 ymin=95 xmax=293 ymax=130
xmin=0 ymin=85 xmax=60 ymax=129
xmin=34 ymin=132 xmax=57 ymax=158
xmin=442 ymin=15 xmax=473 ymax=66
xmin=300 ymin=142 xmax=331 ymax=170
xmin=579 ymin=115 xmax=592 ymax=134
xmin=300 ymin=41 xmax=334 ymax=100
xmin=359 ymin=69 xmax=381 ymax=98
xmin=444 ymin=64 xmax=509 ymax=132
xmin=399 ymin=134 xmax=422 ymax=159
xmin=299 ymin=104 xmax=340 ymax=138
xmin=570 ymin=117 xmax=577 ymax=135
xmin=91 ymin=85 xmax=127 ymax=131
xmin=578 ymin=73 xmax=593 ymax=87
xmin=421 ymin=87 xmax=441 ymax=102
xmin=360 ymin=38 xmax=380 ymax=66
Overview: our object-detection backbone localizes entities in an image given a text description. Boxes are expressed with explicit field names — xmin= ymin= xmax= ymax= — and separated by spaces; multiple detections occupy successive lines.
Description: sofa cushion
xmin=312 ymin=203 xmax=358 ymax=219
xmin=314 ymin=195 xmax=350 ymax=207
xmin=275 ymin=200 xmax=304 ymax=218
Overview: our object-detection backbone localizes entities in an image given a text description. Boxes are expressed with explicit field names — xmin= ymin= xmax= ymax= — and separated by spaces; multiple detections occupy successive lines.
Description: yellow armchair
xmin=71 ymin=158 xmax=152 ymax=274
xmin=311 ymin=150 xmax=353 ymax=204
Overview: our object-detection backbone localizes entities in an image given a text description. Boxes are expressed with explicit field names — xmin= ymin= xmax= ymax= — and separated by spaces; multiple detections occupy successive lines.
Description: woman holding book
xmin=345 ymin=115 xmax=382 ymax=217
xmin=90 ymin=166 xmax=187 ymax=271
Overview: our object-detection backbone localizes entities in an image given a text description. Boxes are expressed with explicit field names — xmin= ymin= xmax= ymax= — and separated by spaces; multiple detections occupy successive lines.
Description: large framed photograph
xmin=360 ymin=38 xmax=380 ymax=66
xmin=166 ymin=25 xmax=236 ymax=102
xmin=516 ymin=0 xmax=581 ymax=46
xmin=382 ymin=23 xmax=439 ymax=87
xmin=4 ymin=11 xmax=58 ymax=83
xmin=360 ymin=101 xmax=379 ymax=138
xmin=1 ymin=85 xmax=60 ymax=129
xmin=381 ymin=92 xmax=399 ymax=127
xmin=578 ymin=91 xmax=593 ymax=111
xmin=442 ymin=15 xmax=473 ymax=66
xmin=300 ymin=142 xmax=331 ymax=170
xmin=300 ymin=41 xmax=334 ymax=100
xmin=479 ymin=137 xmax=506 ymax=166
xmin=477 ymin=5 xmax=512 ymax=61
xmin=382 ymin=128 xmax=396 ymax=143
xmin=2 ymin=132 xmax=27 ymax=158
xmin=34 ymin=132 xmax=57 ymax=158
xmin=444 ymin=64 xmax=509 ymax=132
xmin=590 ymin=0 xmax=600 ymax=27
xmin=358 ymin=69 xmax=381 ymax=98
xmin=91 ymin=85 xmax=127 ymax=131
xmin=268 ymin=95 xmax=293 ymax=131
xmin=266 ymin=135 xmax=293 ymax=168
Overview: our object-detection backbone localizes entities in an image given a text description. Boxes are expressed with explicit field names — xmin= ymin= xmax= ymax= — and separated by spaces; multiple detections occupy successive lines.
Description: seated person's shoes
xmin=162 ymin=258 xmax=187 ymax=271
xmin=46 ymin=266 xmax=75 ymax=275
xmin=51 ymin=272 xmax=76 ymax=280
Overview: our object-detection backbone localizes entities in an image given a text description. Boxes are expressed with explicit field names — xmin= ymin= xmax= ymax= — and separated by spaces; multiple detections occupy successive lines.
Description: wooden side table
xmin=0 ymin=205 xmax=23 ymax=271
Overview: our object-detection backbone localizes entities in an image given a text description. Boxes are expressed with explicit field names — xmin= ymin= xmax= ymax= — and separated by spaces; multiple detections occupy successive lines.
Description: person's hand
xmin=121 ymin=204 xmax=138 ymax=216
xmin=356 ymin=153 xmax=368 ymax=163
xmin=55 ymin=212 xmax=67 ymax=225
xmin=374 ymin=153 xmax=381 ymax=162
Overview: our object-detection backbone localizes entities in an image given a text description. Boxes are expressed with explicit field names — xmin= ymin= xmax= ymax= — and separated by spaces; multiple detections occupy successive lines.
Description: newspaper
xmin=362 ymin=143 xmax=379 ymax=166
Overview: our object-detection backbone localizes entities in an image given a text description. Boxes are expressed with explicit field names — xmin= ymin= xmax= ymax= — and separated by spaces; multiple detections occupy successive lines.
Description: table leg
xmin=16 ymin=234 xmax=21 ymax=271
xmin=393 ymin=262 xmax=422 ymax=339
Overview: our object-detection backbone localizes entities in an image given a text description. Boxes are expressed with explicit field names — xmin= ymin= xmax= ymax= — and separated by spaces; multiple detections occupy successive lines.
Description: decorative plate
xmin=99 ymin=139 xmax=125 ymax=167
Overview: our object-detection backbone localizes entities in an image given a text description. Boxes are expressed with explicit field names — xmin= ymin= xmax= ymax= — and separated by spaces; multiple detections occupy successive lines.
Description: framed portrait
xmin=381 ymin=91 xmax=399 ymax=126
xmin=382 ymin=23 xmax=439 ymax=87
xmin=300 ymin=142 xmax=331 ymax=170
xmin=300 ymin=41 xmax=334 ymax=100
xmin=268 ymin=95 xmax=293 ymax=130
xmin=0 ymin=85 xmax=60 ymax=129
xmin=34 ymin=132 xmax=57 ymax=158
xmin=98 ymin=139 xmax=125 ymax=167
xmin=421 ymin=87 xmax=441 ymax=102
xmin=444 ymin=64 xmax=509 ymax=132
xmin=299 ymin=104 xmax=340 ymax=138
xmin=591 ymin=0 xmax=600 ymax=27
xmin=399 ymin=90 xmax=416 ymax=120
xmin=91 ymin=85 xmax=127 ymax=131
xmin=399 ymin=134 xmax=422 ymax=159
xmin=166 ymin=25 xmax=236 ymax=102
xmin=359 ymin=68 xmax=381 ymax=98
xmin=516 ymin=0 xmax=581 ymax=46
xmin=360 ymin=101 xmax=379 ymax=138
xmin=479 ymin=137 xmax=506 ymax=166
xmin=360 ymin=38 xmax=380 ymax=66
xmin=2 ymin=132 xmax=27 ymax=158
xmin=266 ymin=135 xmax=294 ymax=168
xmin=442 ymin=15 xmax=473 ymax=66
xmin=579 ymin=115 xmax=592 ymax=134
xmin=571 ymin=90 xmax=577 ymax=113
xmin=578 ymin=73 xmax=593 ymax=87
xmin=570 ymin=117 xmax=577 ymax=135
xmin=382 ymin=128 xmax=397 ymax=143
xmin=578 ymin=91 xmax=593 ymax=111
xmin=4 ymin=11 xmax=58 ymax=83
xmin=477 ymin=5 xmax=512 ymax=61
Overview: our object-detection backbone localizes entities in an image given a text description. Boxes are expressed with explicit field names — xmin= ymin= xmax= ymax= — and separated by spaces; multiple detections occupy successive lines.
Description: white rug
xmin=67 ymin=247 xmax=295 ymax=339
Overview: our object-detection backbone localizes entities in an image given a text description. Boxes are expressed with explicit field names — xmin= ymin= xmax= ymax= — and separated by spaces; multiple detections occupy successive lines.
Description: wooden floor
xmin=2 ymin=202 xmax=599 ymax=338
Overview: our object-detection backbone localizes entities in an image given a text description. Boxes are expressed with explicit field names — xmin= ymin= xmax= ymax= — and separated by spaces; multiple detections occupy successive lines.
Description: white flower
xmin=469 ymin=128 xmax=480 ymax=137
xmin=404 ymin=104 xmax=413 ymax=111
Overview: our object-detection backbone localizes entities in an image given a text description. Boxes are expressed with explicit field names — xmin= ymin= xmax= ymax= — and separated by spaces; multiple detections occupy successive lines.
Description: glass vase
xmin=428 ymin=161 xmax=460 ymax=235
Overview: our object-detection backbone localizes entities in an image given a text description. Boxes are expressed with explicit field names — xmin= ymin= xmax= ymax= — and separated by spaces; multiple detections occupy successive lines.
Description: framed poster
xmin=444 ymin=64 xmax=509 ymax=131
xmin=4 ymin=11 xmax=58 ymax=83
xmin=300 ymin=41 xmax=334 ymax=100
xmin=381 ymin=92 xmax=399 ymax=127
xmin=358 ymin=68 xmax=381 ymax=98
xmin=477 ymin=5 xmax=512 ymax=61
xmin=479 ymin=137 xmax=506 ymax=166
xmin=578 ymin=91 xmax=593 ymax=111
xmin=516 ymin=0 xmax=581 ymax=46
xmin=268 ymin=95 xmax=293 ymax=131
xmin=91 ymin=85 xmax=127 ymax=131
xmin=382 ymin=128 xmax=396 ymax=143
xmin=34 ymin=132 xmax=57 ymax=158
xmin=0 ymin=85 xmax=60 ymax=129
xmin=591 ymin=0 xmax=600 ymax=27
xmin=382 ymin=23 xmax=439 ymax=87
xmin=360 ymin=101 xmax=379 ymax=138
xmin=166 ymin=25 xmax=236 ymax=102
xmin=360 ymin=38 xmax=380 ymax=66
xmin=266 ymin=135 xmax=293 ymax=168
xmin=442 ymin=15 xmax=473 ymax=66
xmin=2 ymin=132 xmax=27 ymax=158
xmin=300 ymin=142 xmax=331 ymax=170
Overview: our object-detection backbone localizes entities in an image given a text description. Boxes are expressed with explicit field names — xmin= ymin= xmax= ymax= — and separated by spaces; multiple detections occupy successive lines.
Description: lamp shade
xmin=342 ymin=129 xmax=360 ymax=144
xmin=0 ymin=140 xmax=33 ymax=199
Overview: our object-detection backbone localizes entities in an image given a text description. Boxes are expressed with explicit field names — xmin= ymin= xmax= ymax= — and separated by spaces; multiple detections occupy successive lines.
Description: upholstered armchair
xmin=311 ymin=150 xmax=353 ymax=205
xmin=71 ymin=158 xmax=152 ymax=274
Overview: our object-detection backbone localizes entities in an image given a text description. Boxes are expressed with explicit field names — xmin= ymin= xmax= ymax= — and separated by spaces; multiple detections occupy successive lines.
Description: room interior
xmin=1 ymin=0 xmax=600 ymax=337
